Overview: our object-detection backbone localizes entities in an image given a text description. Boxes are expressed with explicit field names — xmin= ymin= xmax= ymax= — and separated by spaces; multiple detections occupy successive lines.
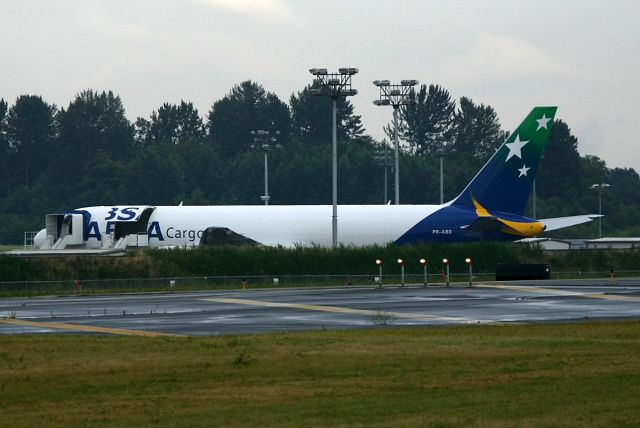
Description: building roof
xmin=586 ymin=237 xmax=640 ymax=243
xmin=516 ymin=237 xmax=571 ymax=244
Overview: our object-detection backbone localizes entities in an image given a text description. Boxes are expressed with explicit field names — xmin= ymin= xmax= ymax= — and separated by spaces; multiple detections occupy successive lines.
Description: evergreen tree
xmin=206 ymin=81 xmax=291 ymax=156
xmin=75 ymin=151 xmax=128 ymax=205
xmin=51 ymin=90 xmax=133 ymax=202
xmin=606 ymin=167 xmax=640 ymax=232
xmin=580 ymin=155 xmax=608 ymax=184
xmin=290 ymin=83 xmax=364 ymax=146
xmin=56 ymin=90 xmax=133 ymax=166
xmin=125 ymin=145 xmax=186 ymax=204
xmin=135 ymin=101 xmax=205 ymax=147
xmin=5 ymin=95 xmax=57 ymax=187
xmin=390 ymin=84 xmax=456 ymax=156
xmin=537 ymin=120 xmax=582 ymax=199
xmin=452 ymin=97 xmax=506 ymax=160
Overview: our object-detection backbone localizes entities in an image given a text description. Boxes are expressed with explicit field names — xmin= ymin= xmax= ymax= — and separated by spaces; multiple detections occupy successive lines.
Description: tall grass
xmin=1 ymin=243 xmax=639 ymax=282
xmin=147 ymin=241 xmax=539 ymax=276
xmin=1 ymin=242 xmax=536 ymax=281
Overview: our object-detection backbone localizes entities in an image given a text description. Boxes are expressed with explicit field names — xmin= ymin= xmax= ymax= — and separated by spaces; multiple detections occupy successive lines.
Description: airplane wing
xmin=540 ymin=215 xmax=602 ymax=232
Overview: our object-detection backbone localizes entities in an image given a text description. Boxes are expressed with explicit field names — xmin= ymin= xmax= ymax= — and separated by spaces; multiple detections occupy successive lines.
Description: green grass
xmin=1 ymin=321 xmax=640 ymax=427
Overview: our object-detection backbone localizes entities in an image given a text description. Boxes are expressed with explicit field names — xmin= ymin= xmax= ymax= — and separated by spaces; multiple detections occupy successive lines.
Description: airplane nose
xmin=34 ymin=228 xmax=46 ymax=248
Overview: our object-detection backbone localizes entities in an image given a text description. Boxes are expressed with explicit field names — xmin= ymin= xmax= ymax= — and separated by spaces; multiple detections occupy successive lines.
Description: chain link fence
xmin=0 ymin=270 xmax=637 ymax=298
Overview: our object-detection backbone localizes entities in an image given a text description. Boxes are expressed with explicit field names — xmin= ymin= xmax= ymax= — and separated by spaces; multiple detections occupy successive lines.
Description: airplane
xmin=32 ymin=106 xmax=599 ymax=252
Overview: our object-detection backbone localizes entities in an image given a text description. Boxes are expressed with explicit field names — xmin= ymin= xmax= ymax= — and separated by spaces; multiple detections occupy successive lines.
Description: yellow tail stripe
xmin=498 ymin=218 xmax=545 ymax=237
xmin=471 ymin=195 xmax=491 ymax=217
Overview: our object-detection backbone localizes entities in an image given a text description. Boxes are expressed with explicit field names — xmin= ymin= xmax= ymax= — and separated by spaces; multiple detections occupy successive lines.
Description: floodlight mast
xmin=374 ymin=146 xmax=393 ymax=203
xmin=309 ymin=67 xmax=359 ymax=248
xmin=590 ymin=183 xmax=611 ymax=238
xmin=251 ymin=130 xmax=280 ymax=205
xmin=373 ymin=79 xmax=418 ymax=205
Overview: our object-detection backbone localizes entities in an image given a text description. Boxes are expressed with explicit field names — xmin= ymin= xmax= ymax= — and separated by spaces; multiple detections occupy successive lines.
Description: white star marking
xmin=536 ymin=114 xmax=551 ymax=131
xmin=504 ymin=135 xmax=529 ymax=162
xmin=518 ymin=164 xmax=530 ymax=178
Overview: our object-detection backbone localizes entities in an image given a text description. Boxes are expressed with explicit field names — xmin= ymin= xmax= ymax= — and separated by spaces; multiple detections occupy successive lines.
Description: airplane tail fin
xmin=451 ymin=106 xmax=557 ymax=216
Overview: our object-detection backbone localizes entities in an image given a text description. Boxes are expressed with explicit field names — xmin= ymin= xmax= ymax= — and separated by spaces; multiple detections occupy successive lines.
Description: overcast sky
xmin=2 ymin=0 xmax=639 ymax=172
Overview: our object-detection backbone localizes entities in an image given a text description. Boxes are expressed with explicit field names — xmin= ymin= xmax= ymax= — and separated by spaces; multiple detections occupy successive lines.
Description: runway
xmin=1 ymin=279 xmax=640 ymax=336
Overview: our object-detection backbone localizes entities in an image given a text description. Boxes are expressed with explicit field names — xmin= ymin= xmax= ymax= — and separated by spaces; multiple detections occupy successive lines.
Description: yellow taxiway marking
xmin=0 ymin=318 xmax=183 ymax=337
xmin=582 ymin=293 xmax=640 ymax=302
xmin=478 ymin=283 xmax=640 ymax=302
xmin=478 ymin=283 xmax=580 ymax=296
xmin=202 ymin=297 xmax=464 ymax=322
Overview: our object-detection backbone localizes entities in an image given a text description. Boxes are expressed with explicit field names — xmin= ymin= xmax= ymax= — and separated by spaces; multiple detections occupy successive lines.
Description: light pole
xmin=442 ymin=258 xmax=450 ymax=287
xmin=590 ymin=183 xmax=610 ymax=238
xmin=439 ymin=153 xmax=444 ymax=204
xmin=373 ymin=79 xmax=418 ymax=205
xmin=310 ymin=67 xmax=359 ymax=248
xmin=397 ymin=258 xmax=405 ymax=287
xmin=465 ymin=258 xmax=473 ymax=287
xmin=419 ymin=258 xmax=428 ymax=287
xmin=376 ymin=259 xmax=384 ymax=288
xmin=251 ymin=130 xmax=279 ymax=205
xmin=375 ymin=146 xmax=393 ymax=204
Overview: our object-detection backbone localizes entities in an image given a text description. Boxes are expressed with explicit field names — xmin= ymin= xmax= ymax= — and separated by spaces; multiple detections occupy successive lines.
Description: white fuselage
xmin=79 ymin=204 xmax=442 ymax=248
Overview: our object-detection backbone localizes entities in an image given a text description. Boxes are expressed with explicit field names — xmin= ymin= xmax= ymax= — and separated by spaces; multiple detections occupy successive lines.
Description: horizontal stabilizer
xmin=541 ymin=215 xmax=602 ymax=232
xmin=463 ymin=216 xmax=544 ymax=237
xmin=462 ymin=216 xmax=503 ymax=234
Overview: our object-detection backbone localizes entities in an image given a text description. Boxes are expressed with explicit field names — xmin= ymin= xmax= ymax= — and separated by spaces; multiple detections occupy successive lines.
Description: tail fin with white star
xmin=450 ymin=106 xmax=557 ymax=216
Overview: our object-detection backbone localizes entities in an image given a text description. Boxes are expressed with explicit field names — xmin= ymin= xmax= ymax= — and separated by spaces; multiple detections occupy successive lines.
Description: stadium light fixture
xmin=251 ymin=129 xmax=280 ymax=206
xmin=309 ymin=68 xmax=328 ymax=75
xmin=374 ymin=146 xmax=393 ymax=203
xmin=372 ymin=78 xmax=419 ymax=205
xmin=339 ymin=67 xmax=359 ymax=75
xmin=309 ymin=67 xmax=358 ymax=248
xmin=590 ymin=183 xmax=610 ymax=238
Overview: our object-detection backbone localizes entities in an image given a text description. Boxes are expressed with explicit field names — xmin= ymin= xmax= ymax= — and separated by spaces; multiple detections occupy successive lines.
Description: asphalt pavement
xmin=1 ymin=278 xmax=639 ymax=336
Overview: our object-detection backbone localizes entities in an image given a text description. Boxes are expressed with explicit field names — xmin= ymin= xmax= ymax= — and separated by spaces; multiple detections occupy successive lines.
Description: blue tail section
xmin=395 ymin=107 xmax=557 ymax=244
xmin=451 ymin=107 xmax=557 ymax=215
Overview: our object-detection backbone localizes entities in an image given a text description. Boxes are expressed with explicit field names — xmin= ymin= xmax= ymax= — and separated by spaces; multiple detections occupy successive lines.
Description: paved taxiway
xmin=1 ymin=279 xmax=640 ymax=336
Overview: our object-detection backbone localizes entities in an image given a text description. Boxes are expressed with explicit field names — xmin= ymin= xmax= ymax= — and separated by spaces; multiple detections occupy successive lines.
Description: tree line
xmin=0 ymin=81 xmax=638 ymax=244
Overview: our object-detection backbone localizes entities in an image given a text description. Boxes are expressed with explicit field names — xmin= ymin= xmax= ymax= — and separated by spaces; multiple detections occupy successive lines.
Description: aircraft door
xmin=111 ymin=206 xmax=156 ymax=247
xmin=43 ymin=211 xmax=87 ymax=249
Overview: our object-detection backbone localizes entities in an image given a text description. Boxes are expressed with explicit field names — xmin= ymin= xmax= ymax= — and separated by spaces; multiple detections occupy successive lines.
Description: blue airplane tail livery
xmin=451 ymin=106 xmax=557 ymax=215
xmin=394 ymin=106 xmax=592 ymax=244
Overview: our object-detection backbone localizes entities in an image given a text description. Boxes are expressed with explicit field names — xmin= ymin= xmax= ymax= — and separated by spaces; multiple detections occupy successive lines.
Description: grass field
xmin=1 ymin=321 xmax=640 ymax=427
